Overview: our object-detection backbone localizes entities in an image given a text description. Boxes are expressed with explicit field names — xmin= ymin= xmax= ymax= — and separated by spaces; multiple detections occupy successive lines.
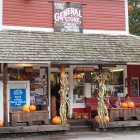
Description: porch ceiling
xmin=0 ymin=30 xmax=140 ymax=64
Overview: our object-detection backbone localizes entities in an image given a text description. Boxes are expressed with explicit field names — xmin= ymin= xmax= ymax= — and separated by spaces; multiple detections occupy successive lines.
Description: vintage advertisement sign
xmin=75 ymin=67 xmax=95 ymax=72
xmin=10 ymin=88 xmax=26 ymax=106
xmin=54 ymin=2 xmax=83 ymax=33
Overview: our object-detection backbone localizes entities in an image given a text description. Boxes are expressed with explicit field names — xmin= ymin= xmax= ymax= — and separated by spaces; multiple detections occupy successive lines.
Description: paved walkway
xmin=1 ymin=130 xmax=140 ymax=140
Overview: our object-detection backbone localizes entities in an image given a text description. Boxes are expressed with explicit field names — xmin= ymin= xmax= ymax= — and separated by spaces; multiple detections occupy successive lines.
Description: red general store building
xmin=0 ymin=0 xmax=140 ymax=126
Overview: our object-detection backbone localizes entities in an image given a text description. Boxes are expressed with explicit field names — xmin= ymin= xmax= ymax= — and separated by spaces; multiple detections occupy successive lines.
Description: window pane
xmin=110 ymin=71 xmax=124 ymax=97
xmin=73 ymin=72 xmax=85 ymax=103
xmin=132 ymin=78 xmax=139 ymax=97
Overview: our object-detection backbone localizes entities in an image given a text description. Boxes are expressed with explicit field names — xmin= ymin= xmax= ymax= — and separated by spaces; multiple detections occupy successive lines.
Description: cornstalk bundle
xmin=96 ymin=73 xmax=109 ymax=127
xmin=59 ymin=74 xmax=70 ymax=125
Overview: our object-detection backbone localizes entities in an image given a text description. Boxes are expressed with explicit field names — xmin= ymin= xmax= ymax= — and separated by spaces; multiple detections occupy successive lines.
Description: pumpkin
xmin=52 ymin=116 xmax=61 ymax=125
xmin=23 ymin=104 xmax=29 ymax=112
xmin=19 ymin=74 xmax=27 ymax=81
xmin=127 ymin=101 xmax=134 ymax=108
xmin=0 ymin=120 xmax=3 ymax=127
xmin=95 ymin=115 xmax=99 ymax=122
xmin=121 ymin=102 xmax=128 ymax=108
xmin=29 ymin=105 xmax=36 ymax=111
xmin=104 ymin=115 xmax=109 ymax=122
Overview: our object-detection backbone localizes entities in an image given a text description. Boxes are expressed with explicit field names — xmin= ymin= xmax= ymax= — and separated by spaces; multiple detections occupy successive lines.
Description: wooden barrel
xmin=51 ymin=96 xmax=57 ymax=118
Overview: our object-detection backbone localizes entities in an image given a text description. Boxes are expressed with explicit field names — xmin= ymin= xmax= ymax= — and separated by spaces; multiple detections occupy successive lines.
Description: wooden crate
xmin=109 ymin=108 xmax=140 ymax=121
xmin=10 ymin=110 xmax=49 ymax=126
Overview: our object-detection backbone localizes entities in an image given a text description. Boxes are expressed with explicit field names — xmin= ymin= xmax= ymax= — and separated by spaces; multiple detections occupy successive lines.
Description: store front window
xmin=73 ymin=72 xmax=85 ymax=103
xmin=110 ymin=70 xmax=124 ymax=97
xmin=131 ymin=78 xmax=139 ymax=97
xmin=8 ymin=68 xmax=24 ymax=80
xmin=92 ymin=70 xmax=124 ymax=97
xmin=8 ymin=66 xmax=49 ymax=111
xmin=73 ymin=67 xmax=124 ymax=103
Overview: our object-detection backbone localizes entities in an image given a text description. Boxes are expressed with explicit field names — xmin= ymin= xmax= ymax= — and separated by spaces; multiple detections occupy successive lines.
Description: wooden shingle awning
xmin=0 ymin=30 xmax=140 ymax=64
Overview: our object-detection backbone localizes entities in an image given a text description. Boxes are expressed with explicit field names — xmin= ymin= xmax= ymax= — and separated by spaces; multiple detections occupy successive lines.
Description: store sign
xmin=75 ymin=67 xmax=95 ymax=72
xmin=10 ymin=89 xmax=26 ymax=106
xmin=54 ymin=2 xmax=83 ymax=33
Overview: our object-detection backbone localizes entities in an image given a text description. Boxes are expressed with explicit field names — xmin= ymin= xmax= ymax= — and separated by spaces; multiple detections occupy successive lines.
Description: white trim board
xmin=3 ymin=26 xmax=128 ymax=35
xmin=3 ymin=26 xmax=54 ymax=32
xmin=0 ymin=0 xmax=3 ymax=30
xmin=125 ymin=0 xmax=129 ymax=34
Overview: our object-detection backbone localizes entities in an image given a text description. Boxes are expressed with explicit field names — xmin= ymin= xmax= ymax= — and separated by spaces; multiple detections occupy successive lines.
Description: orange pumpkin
xmin=121 ymin=102 xmax=128 ymax=108
xmin=127 ymin=101 xmax=134 ymax=108
xmin=0 ymin=120 xmax=3 ymax=127
xmin=104 ymin=115 xmax=109 ymax=122
xmin=23 ymin=104 xmax=29 ymax=112
xmin=19 ymin=75 xmax=27 ymax=81
xmin=52 ymin=116 xmax=61 ymax=125
xmin=29 ymin=105 xmax=36 ymax=111
xmin=95 ymin=115 xmax=99 ymax=122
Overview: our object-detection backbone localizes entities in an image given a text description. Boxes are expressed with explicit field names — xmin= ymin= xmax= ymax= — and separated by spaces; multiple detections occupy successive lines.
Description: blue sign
xmin=10 ymin=88 xmax=26 ymax=106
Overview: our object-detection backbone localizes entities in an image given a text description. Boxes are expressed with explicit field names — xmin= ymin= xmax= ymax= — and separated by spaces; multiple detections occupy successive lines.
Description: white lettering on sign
xmin=54 ymin=8 xmax=82 ymax=22
xmin=54 ymin=3 xmax=65 ymax=10
xmin=13 ymin=89 xmax=23 ymax=95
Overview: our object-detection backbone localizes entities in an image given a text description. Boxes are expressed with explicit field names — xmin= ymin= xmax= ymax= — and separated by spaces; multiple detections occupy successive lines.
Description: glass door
xmin=131 ymin=78 xmax=139 ymax=97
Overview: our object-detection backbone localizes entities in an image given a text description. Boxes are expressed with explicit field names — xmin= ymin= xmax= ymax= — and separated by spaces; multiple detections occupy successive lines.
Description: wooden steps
xmin=68 ymin=119 xmax=92 ymax=132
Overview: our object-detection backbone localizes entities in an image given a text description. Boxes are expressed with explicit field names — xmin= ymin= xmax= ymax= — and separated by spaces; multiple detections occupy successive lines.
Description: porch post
xmin=60 ymin=66 xmax=65 ymax=103
xmin=3 ymin=63 xmax=8 ymax=126
xmin=98 ymin=65 xmax=102 ymax=74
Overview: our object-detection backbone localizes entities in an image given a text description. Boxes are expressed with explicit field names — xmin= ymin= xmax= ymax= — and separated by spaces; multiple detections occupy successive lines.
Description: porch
xmin=69 ymin=119 xmax=140 ymax=132
xmin=1 ymin=119 xmax=140 ymax=135
xmin=0 ymin=123 xmax=70 ymax=134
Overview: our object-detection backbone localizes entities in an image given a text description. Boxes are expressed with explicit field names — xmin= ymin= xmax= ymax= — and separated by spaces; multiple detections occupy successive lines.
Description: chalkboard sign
xmin=10 ymin=88 xmax=26 ymax=106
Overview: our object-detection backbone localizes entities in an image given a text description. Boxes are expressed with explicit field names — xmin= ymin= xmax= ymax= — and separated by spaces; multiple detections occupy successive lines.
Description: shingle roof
xmin=0 ymin=30 xmax=140 ymax=64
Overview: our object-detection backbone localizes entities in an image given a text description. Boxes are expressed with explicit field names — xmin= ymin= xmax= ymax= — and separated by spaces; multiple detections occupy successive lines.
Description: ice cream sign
xmin=54 ymin=2 xmax=83 ymax=33
xmin=10 ymin=88 xmax=26 ymax=106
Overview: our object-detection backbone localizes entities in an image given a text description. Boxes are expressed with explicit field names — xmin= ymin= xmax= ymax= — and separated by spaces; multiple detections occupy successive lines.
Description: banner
xmin=54 ymin=2 xmax=83 ymax=33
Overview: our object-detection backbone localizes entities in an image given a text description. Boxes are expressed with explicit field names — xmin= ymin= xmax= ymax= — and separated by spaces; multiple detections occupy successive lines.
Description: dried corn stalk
xmin=95 ymin=72 xmax=109 ymax=127
xmin=59 ymin=74 xmax=70 ymax=125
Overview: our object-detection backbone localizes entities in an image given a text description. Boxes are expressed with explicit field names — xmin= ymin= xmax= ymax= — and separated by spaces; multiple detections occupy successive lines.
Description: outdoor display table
xmin=109 ymin=108 xmax=140 ymax=121
xmin=10 ymin=110 xmax=49 ymax=126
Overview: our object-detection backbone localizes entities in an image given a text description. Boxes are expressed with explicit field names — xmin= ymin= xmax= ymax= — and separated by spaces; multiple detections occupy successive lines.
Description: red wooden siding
xmin=3 ymin=0 xmax=53 ymax=28
xmin=84 ymin=0 xmax=126 ymax=30
xmin=127 ymin=65 xmax=140 ymax=96
xmin=3 ymin=0 xmax=126 ymax=31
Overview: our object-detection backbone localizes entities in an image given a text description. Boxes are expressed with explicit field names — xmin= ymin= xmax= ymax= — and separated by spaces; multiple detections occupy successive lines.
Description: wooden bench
xmin=10 ymin=110 xmax=49 ymax=126
xmin=130 ymin=97 xmax=140 ymax=107
xmin=85 ymin=97 xmax=140 ymax=118
xmin=85 ymin=97 xmax=110 ymax=118
xmin=85 ymin=97 xmax=98 ymax=118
